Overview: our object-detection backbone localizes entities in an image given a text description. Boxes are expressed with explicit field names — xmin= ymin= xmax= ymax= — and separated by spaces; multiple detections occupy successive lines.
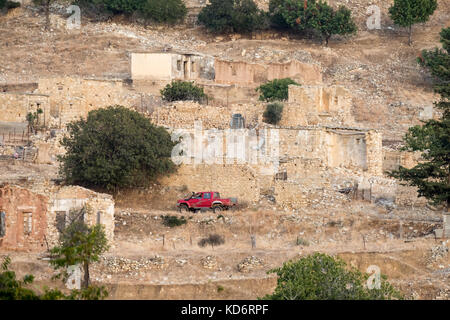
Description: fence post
xmin=251 ymin=235 xmax=256 ymax=249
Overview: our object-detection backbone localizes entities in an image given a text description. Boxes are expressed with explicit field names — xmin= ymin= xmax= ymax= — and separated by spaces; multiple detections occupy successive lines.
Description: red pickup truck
xmin=177 ymin=191 xmax=236 ymax=213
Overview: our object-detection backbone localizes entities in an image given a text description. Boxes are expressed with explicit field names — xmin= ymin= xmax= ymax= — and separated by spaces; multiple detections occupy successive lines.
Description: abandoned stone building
xmin=214 ymin=59 xmax=322 ymax=86
xmin=0 ymin=184 xmax=115 ymax=251
xmin=0 ymin=77 xmax=143 ymax=128
xmin=131 ymin=52 xmax=215 ymax=81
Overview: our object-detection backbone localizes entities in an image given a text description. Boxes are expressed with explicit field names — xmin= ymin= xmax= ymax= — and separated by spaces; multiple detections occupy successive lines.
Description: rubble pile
xmin=200 ymin=255 xmax=218 ymax=269
xmin=101 ymin=255 xmax=165 ymax=273
xmin=429 ymin=242 xmax=449 ymax=263
xmin=237 ymin=256 xmax=264 ymax=273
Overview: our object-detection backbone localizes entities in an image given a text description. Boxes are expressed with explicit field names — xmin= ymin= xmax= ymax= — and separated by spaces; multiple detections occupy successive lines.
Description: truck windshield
xmin=214 ymin=192 xmax=220 ymax=198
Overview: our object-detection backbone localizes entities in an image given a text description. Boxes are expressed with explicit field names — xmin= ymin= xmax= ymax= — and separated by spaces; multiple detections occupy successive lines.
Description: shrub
xmin=3 ymin=0 xmax=20 ymax=9
xmin=295 ymin=237 xmax=309 ymax=246
xmin=268 ymin=0 xmax=290 ymax=29
xmin=92 ymin=0 xmax=145 ymax=14
xmin=198 ymin=234 xmax=225 ymax=248
xmin=161 ymin=80 xmax=206 ymax=102
xmin=257 ymin=78 xmax=299 ymax=102
xmin=141 ymin=0 xmax=187 ymax=24
xmin=161 ymin=215 xmax=187 ymax=227
xmin=279 ymin=0 xmax=357 ymax=45
xmin=261 ymin=253 xmax=403 ymax=300
xmin=198 ymin=0 xmax=268 ymax=34
xmin=263 ymin=102 xmax=284 ymax=125
xmin=59 ymin=105 xmax=176 ymax=191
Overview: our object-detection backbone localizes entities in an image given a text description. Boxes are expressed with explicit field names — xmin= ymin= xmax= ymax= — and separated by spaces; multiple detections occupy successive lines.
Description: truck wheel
xmin=179 ymin=205 xmax=189 ymax=213
xmin=213 ymin=205 xmax=223 ymax=213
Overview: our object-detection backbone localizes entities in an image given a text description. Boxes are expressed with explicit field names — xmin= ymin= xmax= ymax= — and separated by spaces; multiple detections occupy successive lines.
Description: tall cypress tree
xmin=389 ymin=27 xmax=450 ymax=209
xmin=388 ymin=0 xmax=437 ymax=45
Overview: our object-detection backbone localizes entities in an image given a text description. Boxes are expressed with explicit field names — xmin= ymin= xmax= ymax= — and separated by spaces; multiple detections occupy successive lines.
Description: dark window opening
xmin=275 ymin=171 xmax=287 ymax=181
xmin=55 ymin=211 xmax=66 ymax=233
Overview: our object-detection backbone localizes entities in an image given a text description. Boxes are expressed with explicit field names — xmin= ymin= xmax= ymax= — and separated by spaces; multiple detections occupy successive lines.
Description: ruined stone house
xmin=0 ymin=184 xmax=115 ymax=251
xmin=214 ymin=59 xmax=322 ymax=86
xmin=131 ymin=52 xmax=215 ymax=81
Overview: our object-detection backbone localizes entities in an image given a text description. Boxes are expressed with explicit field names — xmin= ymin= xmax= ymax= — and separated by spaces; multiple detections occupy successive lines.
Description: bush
xmin=92 ymin=0 xmax=145 ymax=14
xmin=59 ymin=105 xmax=176 ymax=191
xmin=198 ymin=234 xmax=225 ymax=248
xmin=1 ymin=0 xmax=20 ymax=9
xmin=161 ymin=215 xmax=187 ymax=227
xmin=261 ymin=253 xmax=403 ymax=300
xmin=86 ymin=0 xmax=186 ymax=24
xmin=198 ymin=0 xmax=268 ymax=34
xmin=295 ymin=237 xmax=309 ymax=246
xmin=263 ymin=102 xmax=284 ymax=125
xmin=279 ymin=0 xmax=357 ymax=45
xmin=268 ymin=0 xmax=290 ymax=29
xmin=161 ymin=80 xmax=206 ymax=102
xmin=141 ymin=0 xmax=187 ymax=24
xmin=257 ymin=78 xmax=299 ymax=102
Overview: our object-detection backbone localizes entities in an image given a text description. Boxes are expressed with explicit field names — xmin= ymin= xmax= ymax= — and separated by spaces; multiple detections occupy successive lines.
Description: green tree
xmin=50 ymin=214 xmax=109 ymax=290
xmin=141 ymin=0 xmax=187 ymax=24
xmin=59 ymin=105 xmax=176 ymax=191
xmin=0 ymin=0 xmax=20 ymax=10
xmin=279 ymin=0 xmax=357 ymax=45
xmin=261 ymin=253 xmax=402 ymax=300
xmin=161 ymin=80 xmax=207 ymax=102
xmin=388 ymin=0 xmax=437 ymax=45
xmin=263 ymin=102 xmax=284 ymax=125
xmin=198 ymin=0 xmax=267 ymax=34
xmin=1 ymin=253 xmax=108 ymax=300
xmin=268 ymin=0 xmax=290 ymax=29
xmin=389 ymin=27 xmax=450 ymax=209
xmin=257 ymin=78 xmax=299 ymax=102
xmin=0 ymin=256 xmax=39 ymax=300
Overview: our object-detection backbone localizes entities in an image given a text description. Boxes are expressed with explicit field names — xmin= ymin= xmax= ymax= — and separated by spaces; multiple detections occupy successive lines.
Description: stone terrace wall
xmin=159 ymin=164 xmax=270 ymax=203
xmin=151 ymin=101 xmax=265 ymax=129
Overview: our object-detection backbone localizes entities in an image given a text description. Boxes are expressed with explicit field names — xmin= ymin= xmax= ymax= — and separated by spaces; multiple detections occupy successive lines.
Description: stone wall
xmin=151 ymin=101 xmax=264 ymax=129
xmin=159 ymin=164 xmax=265 ymax=202
xmin=37 ymin=77 xmax=142 ymax=127
xmin=383 ymin=149 xmax=420 ymax=172
xmin=0 ymin=77 xmax=144 ymax=128
xmin=0 ymin=92 xmax=50 ymax=123
xmin=215 ymin=59 xmax=322 ymax=86
xmin=284 ymin=85 xmax=354 ymax=126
